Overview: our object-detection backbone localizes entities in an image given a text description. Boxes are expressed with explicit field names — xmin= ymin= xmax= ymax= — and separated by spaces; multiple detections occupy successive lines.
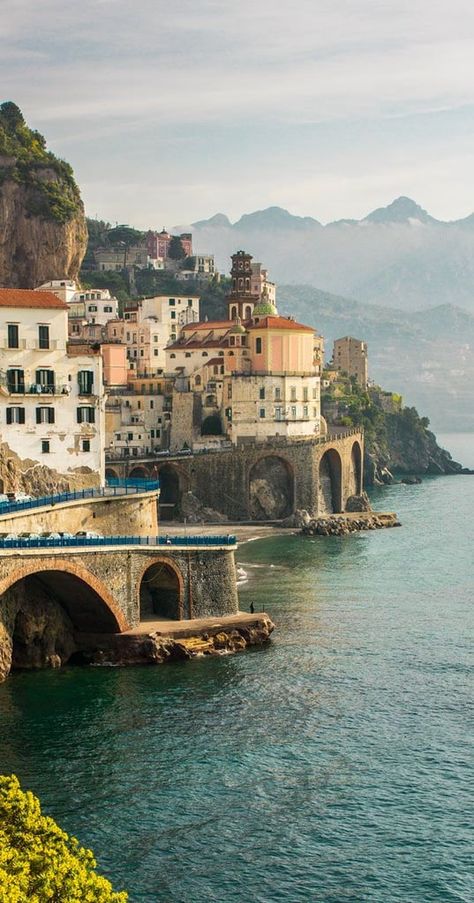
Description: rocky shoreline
xmin=301 ymin=512 xmax=401 ymax=537
xmin=77 ymin=615 xmax=275 ymax=667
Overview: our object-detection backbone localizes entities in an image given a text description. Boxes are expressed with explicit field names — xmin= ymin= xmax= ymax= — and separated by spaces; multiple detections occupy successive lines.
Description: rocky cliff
xmin=0 ymin=102 xmax=87 ymax=288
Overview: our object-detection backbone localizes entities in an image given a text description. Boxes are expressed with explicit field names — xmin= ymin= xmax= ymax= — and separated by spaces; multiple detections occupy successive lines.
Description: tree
xmin=107 ymin=225 xmax=144 ymax=248
xmin=168 ymin=235 xmax=186 ymax=260
xmin=0 ymin=774 xmax=128 ymax=901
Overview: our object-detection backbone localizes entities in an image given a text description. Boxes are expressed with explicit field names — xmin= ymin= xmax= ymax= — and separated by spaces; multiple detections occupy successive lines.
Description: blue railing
xmin=0 ymin=482 xmax=160 ymax=517
xmin=105 ymin=478 xmax=160 ymax=490
xmin=0 ymin=534 xmax=236 ymax=549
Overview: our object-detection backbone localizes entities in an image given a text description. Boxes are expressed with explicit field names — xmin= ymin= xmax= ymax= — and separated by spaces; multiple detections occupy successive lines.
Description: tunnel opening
xmin=318 ymin=449 xmax=343 ymax=513
xmin=158 ymin=464 xmax=181 ymax=521
xmin=201 ymin=414 xmax=223 ymax=436
xmin=139 ymin=561 xmax=183 ymax=620
xmin=1 ymin=569 xmax=123 ymax=675
xmin=249 ymin=455 xmax=294 ymax=521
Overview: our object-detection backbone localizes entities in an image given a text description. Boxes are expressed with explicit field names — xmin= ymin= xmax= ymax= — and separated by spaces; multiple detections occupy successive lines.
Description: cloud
xmin=1 ymin=0 xmax=474 ymax=222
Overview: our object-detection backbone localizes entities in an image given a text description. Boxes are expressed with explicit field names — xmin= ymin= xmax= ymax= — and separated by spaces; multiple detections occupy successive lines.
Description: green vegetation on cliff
xmin=0 ymin=102 xmax=81 ymax=224
xmin=0 ymin=774 xmax=127 ymax=901
xmin=322 ymin=376 xmax=462 ymax=480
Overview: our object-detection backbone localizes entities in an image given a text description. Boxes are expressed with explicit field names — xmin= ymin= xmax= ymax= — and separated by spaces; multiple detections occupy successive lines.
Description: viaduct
xmin=105 ymin=430 xmax=364 ymax=521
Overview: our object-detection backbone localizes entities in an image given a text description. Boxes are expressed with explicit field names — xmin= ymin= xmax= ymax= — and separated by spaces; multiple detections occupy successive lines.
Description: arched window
xmin=245 ymin=306 xmax=252 ymax=319
xmin=195 ymin=375 xmax=201 ymax=386
xmin=170 ymin=353 xmax=176 ymax=359
xmin=230 ymin=306 xmax=237 ymax=319
xmin=202 ymin=352 xmax=208 ymax=357
xmin=256 ymin=337 xmax=262 ymax=354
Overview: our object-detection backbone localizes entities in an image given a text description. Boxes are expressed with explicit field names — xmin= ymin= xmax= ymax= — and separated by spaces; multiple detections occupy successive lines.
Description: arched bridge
xmin=105 ymin=431 xmax=364 ymax=520
xmin=0 ymin=536 xmax=238 ymax=680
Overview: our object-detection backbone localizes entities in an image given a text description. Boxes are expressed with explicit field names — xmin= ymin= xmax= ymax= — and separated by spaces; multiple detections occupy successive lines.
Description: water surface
xmin=0 ymin=443 xmax=473 ymax=902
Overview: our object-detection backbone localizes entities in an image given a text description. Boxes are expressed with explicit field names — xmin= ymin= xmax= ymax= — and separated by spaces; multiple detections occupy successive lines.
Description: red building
xmin=146 ymin=229 xmax=193 ymax=259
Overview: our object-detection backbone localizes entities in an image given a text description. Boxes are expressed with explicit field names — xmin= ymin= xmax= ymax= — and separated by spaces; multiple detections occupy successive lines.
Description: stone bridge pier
xmin=0 ymin=543 xmax=238 ymax=680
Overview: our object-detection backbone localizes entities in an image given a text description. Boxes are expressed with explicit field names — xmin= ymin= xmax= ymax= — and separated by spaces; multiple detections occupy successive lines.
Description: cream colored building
xmin=37 ymin=280 xmax=119 ymax=327
xmin=333 ymin=336 xmax=368 ymax=388
xmin=0 ymin=289 xmax=105 ymax=484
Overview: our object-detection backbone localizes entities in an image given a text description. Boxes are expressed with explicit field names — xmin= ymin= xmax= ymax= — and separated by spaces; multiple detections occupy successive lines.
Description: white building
xmin=0 ymin=289 xmax=105 ymax=485
xmin=36 ymin=280 xmax=119 ymax=327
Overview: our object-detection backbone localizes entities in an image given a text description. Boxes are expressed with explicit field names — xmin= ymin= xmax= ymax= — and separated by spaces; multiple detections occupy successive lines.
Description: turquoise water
xmin=1 ymin=445 xmax=473 ymax=901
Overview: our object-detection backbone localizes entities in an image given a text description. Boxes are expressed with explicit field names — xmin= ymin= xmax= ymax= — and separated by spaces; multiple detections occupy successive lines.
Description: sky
xmin=1 ymin=0 xmax=474 ymax=228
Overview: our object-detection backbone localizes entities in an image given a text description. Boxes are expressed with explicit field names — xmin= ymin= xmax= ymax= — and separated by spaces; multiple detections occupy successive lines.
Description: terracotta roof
xmin=204 ymin=358 xmax=225 ymax=367
xmin=0 ymin=289 xmax=68 ymax=310
xmin=182 ymin=320 xmax=234 ymax=331
xmin=247 ymin=316 xmax=314 ymax=332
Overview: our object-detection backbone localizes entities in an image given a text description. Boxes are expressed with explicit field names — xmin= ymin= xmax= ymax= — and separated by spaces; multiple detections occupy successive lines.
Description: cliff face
xmin=0 ymin=102 xmax=87 ymax=288
xmin=0 ymin=172 xmax=87 ymax=287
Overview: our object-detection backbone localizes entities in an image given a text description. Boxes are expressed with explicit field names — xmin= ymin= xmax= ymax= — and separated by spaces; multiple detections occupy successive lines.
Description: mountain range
xmin=180 ymin=197 xmax=474 ymax=312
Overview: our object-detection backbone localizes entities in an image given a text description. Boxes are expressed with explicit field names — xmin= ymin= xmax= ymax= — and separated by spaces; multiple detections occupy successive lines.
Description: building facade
xmin=332 ymin=337 xmax=368 ymax=388
xmin=0 ymin=290 xmax=105 ymax=484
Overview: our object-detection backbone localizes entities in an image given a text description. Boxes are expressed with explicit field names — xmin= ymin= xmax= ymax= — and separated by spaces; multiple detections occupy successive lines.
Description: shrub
xmin=0 ymin=774 xmax=128 ymax=902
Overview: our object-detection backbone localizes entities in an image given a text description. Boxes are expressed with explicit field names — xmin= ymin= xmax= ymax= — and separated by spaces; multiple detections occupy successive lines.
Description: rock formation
xmin=0 ymin=102 xmax=87 ymax=288
xmin=0 ymin=441 xmax=100 ymax=496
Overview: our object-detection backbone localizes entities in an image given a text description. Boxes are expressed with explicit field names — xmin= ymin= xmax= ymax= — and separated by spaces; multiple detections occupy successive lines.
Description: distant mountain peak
xmin=364 ymin=196 xmax=436 ymax=225
xmin=234 ymin=206 xmax=321 ymax=230
xmin=192 ymin=213 xmax=231 ymax=228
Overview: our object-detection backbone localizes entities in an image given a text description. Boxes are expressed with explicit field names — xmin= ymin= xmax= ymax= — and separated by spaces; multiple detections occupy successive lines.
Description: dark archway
xmin=248 ymin=455 xmax=294 ymax=520
xmin=139 ymin=560 xmax=183 ymax=620
xmin=201 ymin=414 xmax=223 ymax=436
xmin=347 ymin=441 xmax=363 ymax=497
xmin=158 ymin=464 xmax=181 ymax=521
xmin=0 ymin=567 xmax=125 ymax=674
xmin=129 ymin=465 xmax=148 ymax=479
xmin=318 ymin=449 xmax=343 ymax=513
xmin=105 ymin=467 xmax=119 ymax=481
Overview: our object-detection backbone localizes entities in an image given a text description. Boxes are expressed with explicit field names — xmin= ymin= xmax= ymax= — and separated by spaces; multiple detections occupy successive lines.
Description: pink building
xmin=147 ymin=230 xmax=193 ymax=259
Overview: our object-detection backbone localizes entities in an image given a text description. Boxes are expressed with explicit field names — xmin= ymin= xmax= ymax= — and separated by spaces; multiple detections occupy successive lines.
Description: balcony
xmin=2 ymin=382 xmax=69 ymax=396
xmin=1 ymin=339 xmax=27 ymax=350
xmin=30 ymin=339 xmax=59 ymax=351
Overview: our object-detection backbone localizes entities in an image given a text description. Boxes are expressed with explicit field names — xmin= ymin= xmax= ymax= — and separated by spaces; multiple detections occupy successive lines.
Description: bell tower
xmin=227 ymin=251 xmax=258 ymax=322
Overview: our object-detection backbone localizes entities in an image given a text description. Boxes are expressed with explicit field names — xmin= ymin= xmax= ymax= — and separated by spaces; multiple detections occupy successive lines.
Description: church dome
xmin=252 ymin=288 xmax=277 ymax=317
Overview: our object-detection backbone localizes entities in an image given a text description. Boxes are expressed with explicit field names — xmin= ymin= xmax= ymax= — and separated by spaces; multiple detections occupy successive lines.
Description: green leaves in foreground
xmin=0 ymin=774 xmax=128 ymax=902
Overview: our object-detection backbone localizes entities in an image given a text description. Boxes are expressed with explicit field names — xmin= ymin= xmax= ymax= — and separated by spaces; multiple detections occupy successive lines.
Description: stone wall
xmin=0 ymin=492 xmax=159 ymax=537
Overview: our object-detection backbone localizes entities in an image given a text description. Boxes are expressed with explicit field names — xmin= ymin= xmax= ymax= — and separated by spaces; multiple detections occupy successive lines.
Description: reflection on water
xmin=1 ymin=461 xmax=473 ymax=903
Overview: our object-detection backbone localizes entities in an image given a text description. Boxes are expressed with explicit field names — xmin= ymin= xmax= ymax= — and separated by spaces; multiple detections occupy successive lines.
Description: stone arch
xmin=0 ymin=558 xmax=129 ymax=634
xmin=201 ymin=414 xmax=223 ymax=436
xmin=248 ymin=455 xmax=294 ymax=521
xmin=138 ymin=558 xmax=184 ymax=620
xmin=318 ymin=448 xmax=343 ymax=514
xmin=230 ymin=305 xmax=238 ymax=319
xmin=129 ymin=465 xmax=148 ymax=479
xmin=347 ymin=440 xmax=363 ymax=497
xmin=157 ymin=463 xmax=182 ymax=520
xmin=105 ymin=467 xmax=119 ymax=482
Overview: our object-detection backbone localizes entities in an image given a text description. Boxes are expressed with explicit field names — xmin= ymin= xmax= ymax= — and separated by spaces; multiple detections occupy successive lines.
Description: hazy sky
xmin=1 ymin=0 xmax=474 ymax=227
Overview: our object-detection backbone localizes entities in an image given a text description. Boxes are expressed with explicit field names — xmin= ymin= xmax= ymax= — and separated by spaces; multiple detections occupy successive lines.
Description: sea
xmin=0 ymin=433 xmax=472 ymax=902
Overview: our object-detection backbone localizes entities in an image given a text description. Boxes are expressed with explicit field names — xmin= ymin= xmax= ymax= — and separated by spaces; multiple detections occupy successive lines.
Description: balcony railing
xmin=31 ymin=339 xmax=58 ymax=351
xmin=1 ymin=382 xmax=70 ymax=396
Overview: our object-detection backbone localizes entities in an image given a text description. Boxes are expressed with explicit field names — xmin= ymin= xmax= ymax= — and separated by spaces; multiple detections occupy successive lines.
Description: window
xmin=290 ymin=386 xmax=296 ymax=401
xmin=195 ymin=375 xmax=201 ymax=386
xmin=76 ymin=406 xmax=95 ymax=424
xmin=7 ymin=369 xmax=24 ymax=393
xmin=313 ymin=407 xmax=318 ymax=418
xmin=127 ymin=432 xmax=133 ymax=440
xmin=303 ymin=387 xmax=309 ymax=402
xmin=169 ymin=299 xmax=175 ymax=306
xmin=291 ymin=406 xmax=297 ymax=418
xmin=116 ymin=433 xmax=121 ymax=440
xmin=104 ymin=306 xmax=113 ymax=313
xmin=35 ymin=369 xmax=55 ymax=393
xmin=36 ymin=407 xmax=55 ymax=424
xmin=313 ymin=387 xmax=317 ymax=399
xmin=140 ymin=350 xmax=144 ymax=357
xmin=88 ymin=305 xmax=97 ymax=312
xmin=154 ymin=349 xmax=159 ymax=356
xmin=150 ymin=400 xmax=154 ymax=409
xmin=202 ymin=352 xmax=208 ymax=357
xmin=256 ymin=337 xmax=262 ymax=354
xmin=151 ymin=429 xmax=155 ymax=438
xmin=170 ymin=353 xmax=176 ymax=359
xmin=78 ymin=370 xmax=94 ymax=394
xmin=82 ymin=439 xmax=90 ymax=452
xmin=38 ymin=325 xmax=50 ymax=349
xmin=170 ymin=311 xmax=176 ymax=320
xmin=41 ymin=440 xmax=50 ymax=454
xmin=188 ymin=299 xmax=193 ymax=307
xmin=185 ymin=352 xmax=191 ymax=358
xmin=259 ymin=408 xmax=265 ymax=419
xmin=303 ymin=405 xmax=309 ymax=418
xmin=6 ymin=407 xmax=25 ymax=424
xmin=274 ymin=387 xmax=281 ymax=401
xmin=7 ymin=324 xmax=19 ymax=348
xmin=227 ymin=384 xmax=232 ymax=399
xmin=259 ymin=387 xmax=265 ymax=400
xmin=275 ymin=406 xmax=283 ymax=421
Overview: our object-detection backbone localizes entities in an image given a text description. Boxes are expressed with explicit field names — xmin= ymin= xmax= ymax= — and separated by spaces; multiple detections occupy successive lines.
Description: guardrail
xmin=0 ymin=534 xmax=236 ymax=549
xmin=105 ymin=478 xmax=160 ymax=490
xmin=0 ymin=482 xmax=160 ymax=516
